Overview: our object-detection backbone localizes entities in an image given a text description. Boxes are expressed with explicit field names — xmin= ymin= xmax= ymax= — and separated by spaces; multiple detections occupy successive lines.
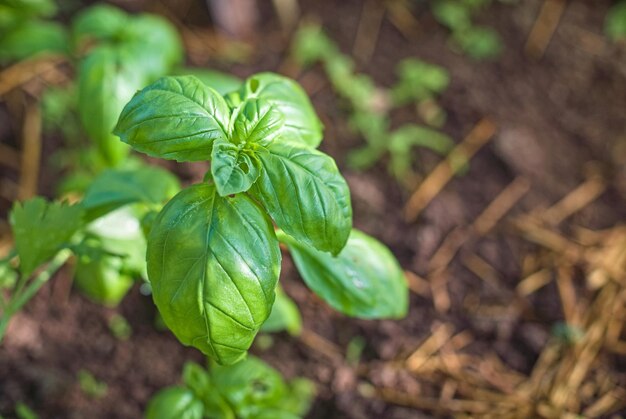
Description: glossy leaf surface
xmin=114 ymin=76 xmax=230 ymax=162
xmin=148 ymin=184 xmax=280 ymax=364
xmin=281 ymin=229 xmax=408 ymax=319
xmin=249 ymin=141 xmax=352 ymax=255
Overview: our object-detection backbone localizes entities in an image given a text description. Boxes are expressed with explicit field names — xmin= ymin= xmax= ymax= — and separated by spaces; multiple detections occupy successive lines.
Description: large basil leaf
xmin=81 ymin=166 xmax=180 ymax=221
xmin=231 ymin=99 xmax=284 ymax=146
xmin=210 ymin=139 xmax=261 ymax=196
xmin=249 ymin=141 xmax=352 ymax=255
xmin=239 ymin=73 xmax=323 ymax=148
xmin=114 ymin=76 xmax=230 ymax=162
xmin=148 ymin=183 xmax=280 ymax=364
xmin=78 ymin=46 xmax=144 ymax=166
xmin=145 ymin=387 xmax=204 ymax=419
xmin=281 ymin=229 xmax=408 ymax=319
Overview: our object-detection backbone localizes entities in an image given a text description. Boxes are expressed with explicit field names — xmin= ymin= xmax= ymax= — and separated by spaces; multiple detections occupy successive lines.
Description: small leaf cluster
xmin=0 ymin=165 xmax=179 ymax=341
xmin=113 ymin=73 xmax=408 ymax=364
xmin=431 ymin=0 xmax=504 ymax=60
xmin=146 ymin=358 xmax=315 ymax=419
xmin=292 ymin=24 xmax=454 ymax=184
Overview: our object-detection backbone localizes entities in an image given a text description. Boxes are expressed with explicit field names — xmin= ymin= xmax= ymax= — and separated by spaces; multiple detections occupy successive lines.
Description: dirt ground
xmin=1 ymin=0 xmax=626 ymax=418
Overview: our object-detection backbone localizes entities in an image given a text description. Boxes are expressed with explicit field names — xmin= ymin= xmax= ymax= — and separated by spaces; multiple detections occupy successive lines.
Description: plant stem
xmin=0 ymin=249 xmax=71 ymax=344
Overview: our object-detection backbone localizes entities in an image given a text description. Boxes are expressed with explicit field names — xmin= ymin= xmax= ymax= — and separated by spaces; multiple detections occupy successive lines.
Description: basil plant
xmin=114 ymin=73 xmax=408 ymax=365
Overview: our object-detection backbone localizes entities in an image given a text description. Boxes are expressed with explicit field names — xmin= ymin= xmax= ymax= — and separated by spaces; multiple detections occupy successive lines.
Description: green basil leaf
xmin=239 ymin=73 xmax=323 ymax=148
xmin=281 ymin=229 xmax=408 ymax=319
xmin=145 ymin=387 xmax=204 ymax=419
xmin=249 ymin=141 xmax=352 ymax=255
xmin=210 ymin=139 xmax=261 ymax=196
xmin=78 ymin=46 xmax=145 ymax=166
xmin=72 ymin=4 xmax=128 ymax=48
xmin=74 ymin=247 xmax=134 ymax=307
xmin=148 ymin=183 xmax=280 ymax=364
xmin=0 ymin=20 xmax=68 ymax=63
xmin=81 ymin=166 xmax=180 ymax=221
xmin=10 ymin=198 xmax=84 ymax=277
xmin=114 ymin=76 xmax=230 ymax=162
xmin=124 ymin=14 xmax=183 ymax=75
xmin=231 ymin=98 xmax=284 ymax=146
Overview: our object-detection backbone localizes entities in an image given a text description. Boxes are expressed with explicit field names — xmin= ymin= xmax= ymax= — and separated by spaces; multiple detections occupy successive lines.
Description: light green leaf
xmin=148 ymin=183 xmax=280 ymax=364
xmin=260 ymin=286 xmax=302 ymax=335
xmin=239 ymin=73 xmax=323 ymax=148
xmin=210 ymin=139 xmax=261 ymax=196
xmin=231 ymin=99 xmax=285 ymax=146
xmin=0 ymin=20 xmax=68 ymax=63
xmin=78 ymin=46 xmax=144 ymax=166
xmin=81 ymin=166 xmax=180 ymax=221
xmin=249 ymin=141 xmax=352 ymax=255
xmin=10 ymin=198 xmax=84 ymax=277
xmin=145 ymin=387 xmax=204 ymax=419
xmin=281 ymin=229 xmax=408 ymax=319
xmin=453 ymin=26 xmax=502 ymax=60
xmin=71 ymin=3 xmax=128 ymax=48
xmin=114 ymin=76 xmax=230 ymax=162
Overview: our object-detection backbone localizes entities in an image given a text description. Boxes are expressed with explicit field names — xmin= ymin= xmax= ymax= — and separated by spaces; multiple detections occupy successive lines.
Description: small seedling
xmin=605 ymin=1 xmax=626 ymax=42
xmin=146 ymin=359 xmax=315 ymax=419
xmin=292 ymin=24 xmax=454 ymax=185
xmin=431 ymin=0 xmax=503 ymax=60
xmin=108 ymin=313 xmax=132 ymax=340
xmin=78 ymin=369 xmax=108 ymax=399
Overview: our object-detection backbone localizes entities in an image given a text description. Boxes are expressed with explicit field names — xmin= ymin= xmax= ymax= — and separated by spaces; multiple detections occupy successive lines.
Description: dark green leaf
xmin=210 ymin=138 xmax=261 ymax=196
xmin=78 ymin=46 xmax=143 ymax=166
xmin=145 ymin=387 xmax=204 ymax=419
xmin=148 ymin=183 xmax=280 ymax=364
xmin=249 ymin=141 xmax=352 ymax=255
xmin=10 ymin=198 xmax=84 ymax=277
xmin=81 ymin=166 xmax=180 ymax=221
xmin=281 ymin=229 xmax=408 ymax=319
xmin=0 ymin=20 xmax=68 ymax=63
xmin=239 ymin=73 xmax=323 ymax=148
xmin=114 ymin=76 xmax=230 ymax=162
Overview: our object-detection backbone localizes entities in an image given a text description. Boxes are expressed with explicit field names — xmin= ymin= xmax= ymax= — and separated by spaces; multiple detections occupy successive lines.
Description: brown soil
xmin=1 ymin=0 xmax=626 ymax=418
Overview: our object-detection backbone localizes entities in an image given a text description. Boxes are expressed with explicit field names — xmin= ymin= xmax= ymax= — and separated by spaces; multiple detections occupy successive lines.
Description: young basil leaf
xmin=81 ymin=166 xmax=180 ymax=221
xmin=0 ymin=20 xmax=68 ymax=63
xmin=238 ymin=73 xmax=323 ymax=148
xmin=74 ymin=247 xmax=134 ymax=307
xmin=114 ymin=76 xmax=230 ymax=162
xmin=10 ymin=198 xmax=84 ymax=278
xmin=78 ymin=46 xmax=144 ymax=166
xmin=249 ymin=140 xmax=352 ymax=255
xmin=280 ymin=229 xmax=408 ymax=319
xmin=231 ymin=99 xmax=284 ymax=146
xmin=71 ymin=4 xmax=128 ymax=48
xmin=148 ymin=183 xmax=281 ymax=365
xmin=145 ymin=387 xmax=204 ymax=419
xmin=210 ymin=138 xmax=262 ymax=196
